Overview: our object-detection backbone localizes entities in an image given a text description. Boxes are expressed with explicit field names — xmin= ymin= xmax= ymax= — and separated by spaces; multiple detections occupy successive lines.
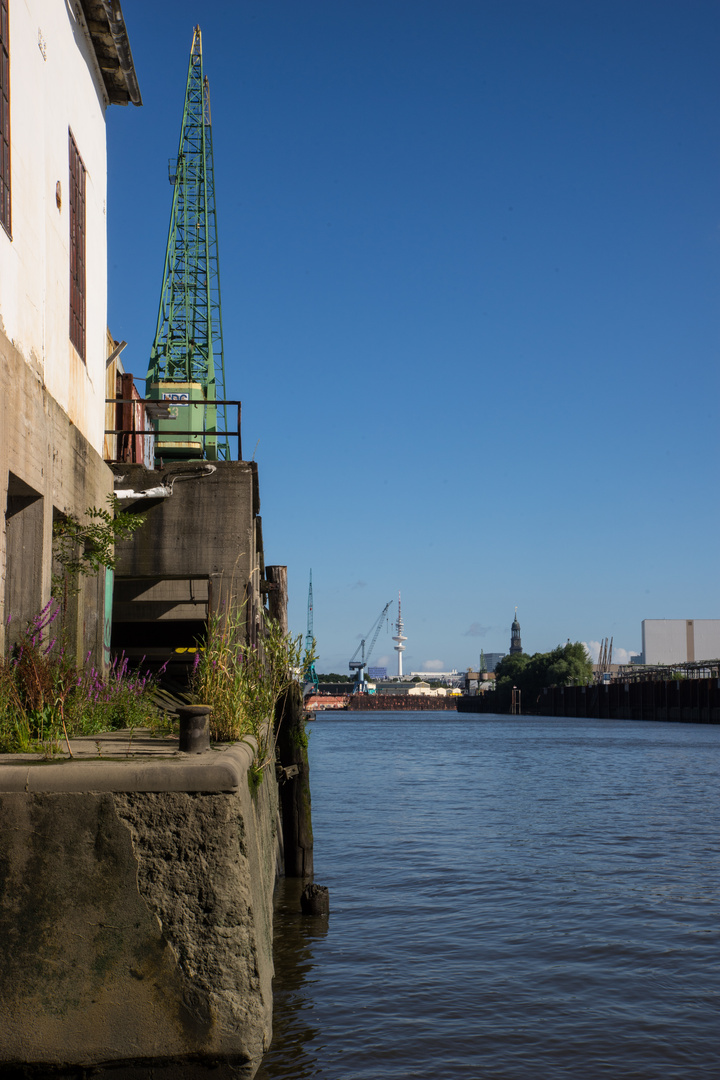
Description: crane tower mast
xmin=146 ymin=26 xmax=229 ymax=462
xmin=304 ymin=570 xmax=318 ymax=692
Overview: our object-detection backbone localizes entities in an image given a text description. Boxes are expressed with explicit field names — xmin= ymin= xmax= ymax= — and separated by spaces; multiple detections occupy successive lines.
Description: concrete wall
xmin=0 ymin=332 xmax=113 ymax=662
xmin=0 ymin=737 xmax=282 ymax=1077
xmin=111 ymin=461 xmax=266 ymax=665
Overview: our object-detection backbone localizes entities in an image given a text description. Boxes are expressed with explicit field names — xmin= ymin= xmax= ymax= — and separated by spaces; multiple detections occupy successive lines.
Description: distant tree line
xmin=493 ymin=642 xmax=593 ymax=712
xmin=317 ymin=673 xmax=352 ymax=683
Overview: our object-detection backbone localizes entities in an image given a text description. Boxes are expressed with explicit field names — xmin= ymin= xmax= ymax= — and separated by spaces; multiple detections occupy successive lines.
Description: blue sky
xmin=108 ymin=1 xmax=719 ymax=674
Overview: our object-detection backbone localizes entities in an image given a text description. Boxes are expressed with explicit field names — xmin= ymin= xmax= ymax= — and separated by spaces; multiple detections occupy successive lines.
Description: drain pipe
xmin=114 ymin=485 xmax=172 ymax=500
xmin=114 ymin=464 xmax=216 ymax=501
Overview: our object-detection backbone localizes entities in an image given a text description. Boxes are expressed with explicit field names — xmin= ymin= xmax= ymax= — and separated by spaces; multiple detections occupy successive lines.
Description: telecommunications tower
xmin=392 ymin=592 xmax=407 ymax=677
xmin=146 ymin=26 xmax=229 ymax=462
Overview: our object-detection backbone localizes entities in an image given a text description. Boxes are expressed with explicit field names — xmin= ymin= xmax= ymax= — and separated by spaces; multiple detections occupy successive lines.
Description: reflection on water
xmin=256 ymin=713 xmax=720 ymax=1080
xmin=255 ymin=879 xmax=328 ymax=1080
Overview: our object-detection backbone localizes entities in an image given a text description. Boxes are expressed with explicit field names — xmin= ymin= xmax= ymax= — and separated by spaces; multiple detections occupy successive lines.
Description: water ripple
xmin=257 ymin=715 xmax=720 ymax=1080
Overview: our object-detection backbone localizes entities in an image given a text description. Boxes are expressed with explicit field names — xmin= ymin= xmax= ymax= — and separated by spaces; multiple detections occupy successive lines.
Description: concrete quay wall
xmin=0 ymin=732 xmax=282 ymax=1078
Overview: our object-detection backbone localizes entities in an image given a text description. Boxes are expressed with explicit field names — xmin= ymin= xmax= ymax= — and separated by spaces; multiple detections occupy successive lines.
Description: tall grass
xmin=0 ymin=602 xmax=162 ymax=753
xmin=191 ymin=607 xmax=312 ymax=779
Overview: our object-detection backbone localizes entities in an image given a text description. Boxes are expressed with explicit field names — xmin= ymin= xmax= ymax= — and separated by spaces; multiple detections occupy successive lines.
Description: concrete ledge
xmin=0 ymin=730 xmax=258 ymax=793
xmin=0 ymin=726 xmax=280 ymax=1075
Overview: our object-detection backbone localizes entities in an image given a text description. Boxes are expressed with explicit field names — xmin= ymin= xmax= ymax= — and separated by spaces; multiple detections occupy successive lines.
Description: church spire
xmin=510 ymin=607 xmax=522 ymax=655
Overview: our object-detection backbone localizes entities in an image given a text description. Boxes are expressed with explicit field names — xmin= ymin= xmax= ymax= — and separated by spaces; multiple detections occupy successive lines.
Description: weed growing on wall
xmin=0 ymin=602 xmax=162 ymax=753
xmin=52 ymin=495 xmax=145 ymax=603
xmin=191 ymin=608 xmax=314 ymax=779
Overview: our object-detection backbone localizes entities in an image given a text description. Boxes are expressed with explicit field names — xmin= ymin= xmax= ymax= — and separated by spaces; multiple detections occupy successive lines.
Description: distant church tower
xmin=510 ymin=607 xmax=522 ymax=654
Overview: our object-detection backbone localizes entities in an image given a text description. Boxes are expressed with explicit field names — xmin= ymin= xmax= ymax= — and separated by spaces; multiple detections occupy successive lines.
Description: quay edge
xmin=0 ymin=731 xmax=282 ymax=1078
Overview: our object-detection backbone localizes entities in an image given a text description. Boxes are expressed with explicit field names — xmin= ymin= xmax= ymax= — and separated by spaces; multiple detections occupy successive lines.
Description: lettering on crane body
xmin=162 ymin=390 xmax=189 ymax=418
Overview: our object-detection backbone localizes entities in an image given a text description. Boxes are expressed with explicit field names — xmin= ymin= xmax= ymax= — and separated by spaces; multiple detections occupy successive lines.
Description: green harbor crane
xmin=146 ymin=26 xmax=229 ymax=462
xmin=304 ymin=570 xmax=319 ymax=693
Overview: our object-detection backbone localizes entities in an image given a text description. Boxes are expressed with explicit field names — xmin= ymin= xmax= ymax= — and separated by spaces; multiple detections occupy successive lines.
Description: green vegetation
xmin=52 ymin=495 xmax=145 ymax=603
xmin=0 ymin=602 xmax=162 ymax=754
xmin=191 ymin=609 xmax=315 ymax=782
xmin=494 ymin=642 xmax=593 ymax=712
xmin=317 ymin=672 xmax=351 ymax=683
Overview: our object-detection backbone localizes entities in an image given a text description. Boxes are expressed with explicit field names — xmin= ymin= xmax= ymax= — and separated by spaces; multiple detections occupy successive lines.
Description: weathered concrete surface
xmin=111 ymin=462 xmax=266 ymax=668
xmin=0 ymin=329 xmax=114 ymax=665
xmin=0 ymin=733 xmax=281 ymax=1076
xmin=0 ymin=731 xmax=257 ymax=793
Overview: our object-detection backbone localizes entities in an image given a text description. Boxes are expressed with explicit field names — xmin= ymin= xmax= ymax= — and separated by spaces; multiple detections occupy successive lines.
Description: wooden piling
xmin=266 ymin=565 xmax=314 ymax=878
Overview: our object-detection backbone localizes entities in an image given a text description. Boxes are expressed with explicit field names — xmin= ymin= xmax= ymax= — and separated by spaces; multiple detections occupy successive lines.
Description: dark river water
xmin=255 ymin=712 xmax=720 ymax=1079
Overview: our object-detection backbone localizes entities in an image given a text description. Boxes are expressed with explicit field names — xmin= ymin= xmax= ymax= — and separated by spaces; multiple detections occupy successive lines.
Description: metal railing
xmin=612 ymin=658 xmax=720 ymax=683
xmin=105 ymin=398 xmax=242 ymax=460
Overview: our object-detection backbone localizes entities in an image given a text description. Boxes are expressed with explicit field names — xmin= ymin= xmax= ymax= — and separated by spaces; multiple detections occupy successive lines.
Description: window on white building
xmin=0 ymin=0 xmax=10 ymax=236
xmin=69 ymin=130 xmax=86 ymax=359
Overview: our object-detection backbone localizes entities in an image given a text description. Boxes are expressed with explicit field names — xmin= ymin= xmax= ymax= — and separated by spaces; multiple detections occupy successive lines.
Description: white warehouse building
xmin=0 ymin=0 xmax=141 ymax=664
xmin=641 ymin=620 xmax=720 ymax=666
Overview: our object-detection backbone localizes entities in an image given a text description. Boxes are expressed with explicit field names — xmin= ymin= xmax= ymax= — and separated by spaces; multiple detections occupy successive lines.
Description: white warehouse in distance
xmin=641 ymin=620 xmax=720 ymax=666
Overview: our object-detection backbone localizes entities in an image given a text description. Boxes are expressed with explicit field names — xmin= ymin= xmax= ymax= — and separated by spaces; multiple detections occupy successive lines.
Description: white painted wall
xmin=642 ymin=620 xmax=720 ymax=665
xmin=691 ymin=622 xmax=720 ymax=663
xmin=0 ymin=0 xmax=109 ymax=453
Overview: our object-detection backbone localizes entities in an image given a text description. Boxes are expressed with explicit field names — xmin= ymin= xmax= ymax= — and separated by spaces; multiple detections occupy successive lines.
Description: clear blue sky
xmin=108 ymin=1 xmax=719 ymax=674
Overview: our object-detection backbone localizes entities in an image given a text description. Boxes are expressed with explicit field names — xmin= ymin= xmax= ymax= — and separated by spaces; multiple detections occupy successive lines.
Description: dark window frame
xmin=68 ymin=129 xmax=86 ymax=360
xmin=0 ymin=0 xmax=10 ymax=237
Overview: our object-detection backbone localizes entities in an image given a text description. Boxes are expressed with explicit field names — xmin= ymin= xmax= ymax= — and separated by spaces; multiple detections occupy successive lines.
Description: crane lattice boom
xmin=349 ymin=600 xmax=393 ymax=693
xmin=304 ymin=570 xmax=318 ymax=692
xmin=146 ymin=26 xmax=229 ymax=462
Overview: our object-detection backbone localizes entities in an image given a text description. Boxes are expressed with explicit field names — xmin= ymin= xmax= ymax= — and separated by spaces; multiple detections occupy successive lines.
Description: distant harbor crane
xmin=304 ymin=570 xmax=319 ymax=694
xmin=349 ymin=601 xmax=393 ymax=693
xmin=596 ymin=637 xmax=613 ymax=681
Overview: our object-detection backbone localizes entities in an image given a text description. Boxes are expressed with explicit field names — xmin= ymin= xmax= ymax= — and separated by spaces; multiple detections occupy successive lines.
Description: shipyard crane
xmin=146 ymin=26 xmax=230 ymax=463
xmin=304 ymin=570 xmax=319 ymax=694
xmin=349 ymin=601 xmax=393 ymax=693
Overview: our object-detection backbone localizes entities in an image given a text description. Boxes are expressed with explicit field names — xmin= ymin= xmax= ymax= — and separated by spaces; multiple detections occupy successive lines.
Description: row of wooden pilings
xmin=537 ymin=676 xmax=720 ymax=723
xmin=457 ymin=676 xmax=720 ymax=723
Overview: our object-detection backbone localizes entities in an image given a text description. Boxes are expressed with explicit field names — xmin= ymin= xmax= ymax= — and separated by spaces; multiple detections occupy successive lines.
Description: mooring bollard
xmin=177 ymin=705 xmax=212 ymax=754
xmin=300 ymin=883 xmax=330 ymax=916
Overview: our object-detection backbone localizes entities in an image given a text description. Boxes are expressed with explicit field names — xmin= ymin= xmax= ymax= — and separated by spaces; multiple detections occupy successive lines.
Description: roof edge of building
xmin=78 ymin=0 xmax=142 ymax=107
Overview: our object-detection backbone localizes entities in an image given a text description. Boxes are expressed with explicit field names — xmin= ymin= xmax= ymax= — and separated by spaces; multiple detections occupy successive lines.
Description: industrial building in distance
xmin=640 ymin=620 xmax=720 ymax=666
